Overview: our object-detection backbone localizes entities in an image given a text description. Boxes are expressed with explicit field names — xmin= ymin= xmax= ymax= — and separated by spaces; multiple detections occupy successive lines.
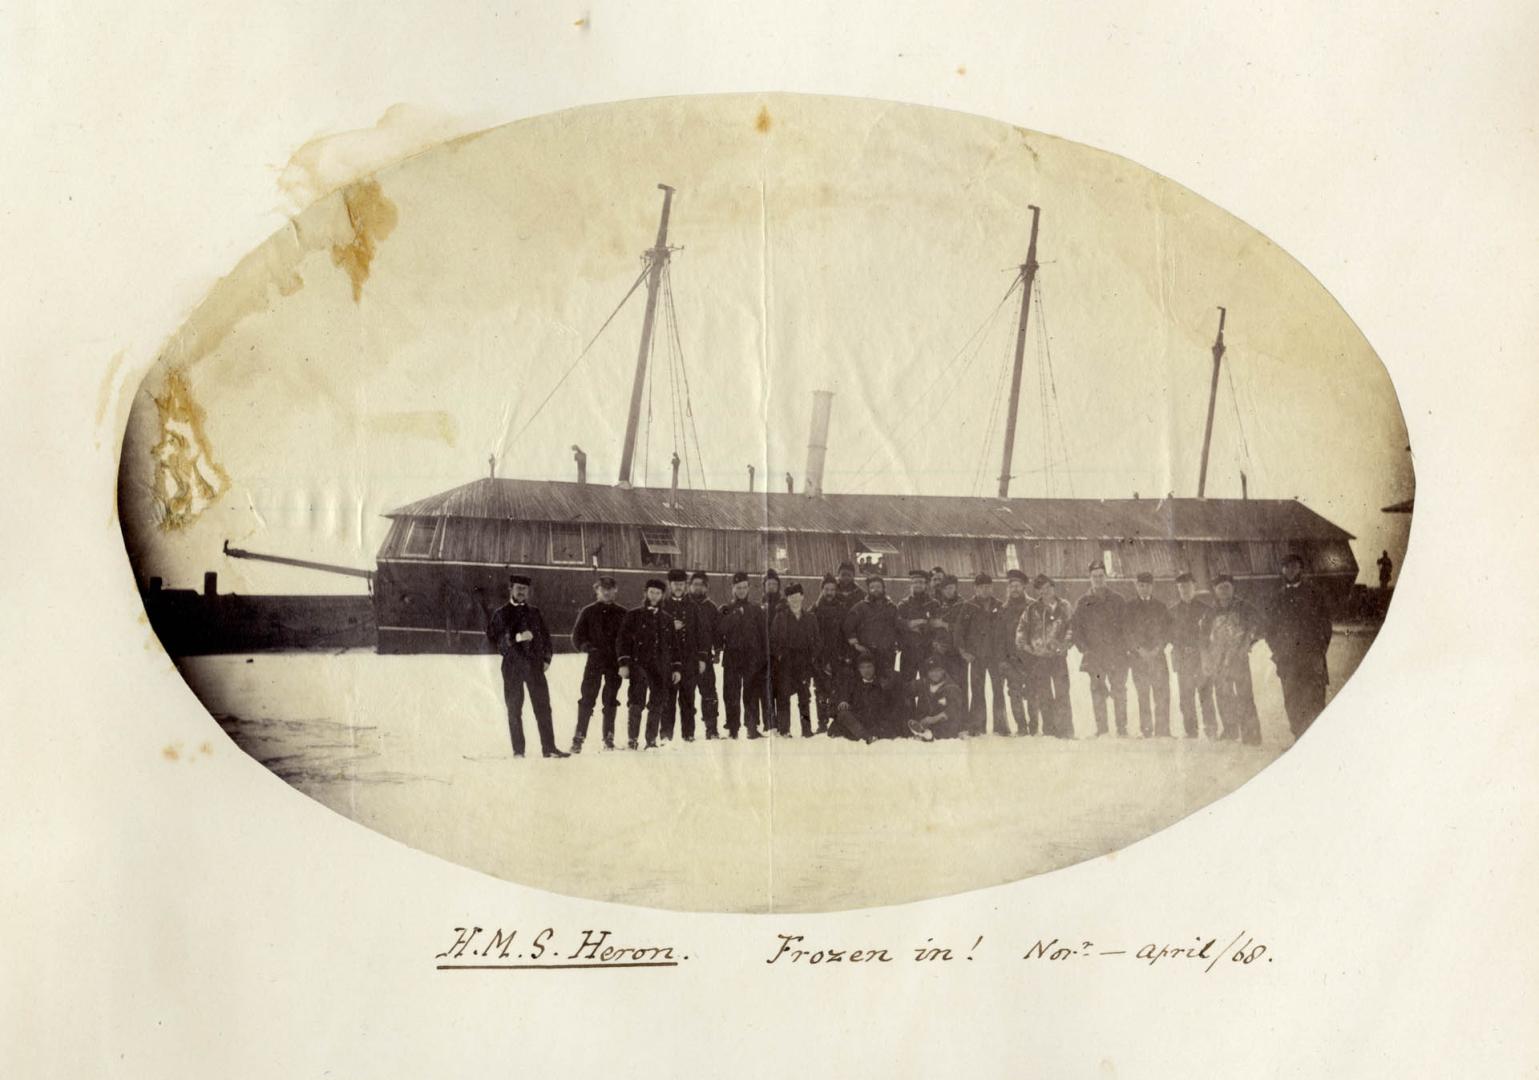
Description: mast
xmin=617 ymin=183 xmax=677 ymax=487
xmin=1196 ymin=306 xmax=1228 ymax=498
xmin=997 ymin=205 xmax=1042 ymax=499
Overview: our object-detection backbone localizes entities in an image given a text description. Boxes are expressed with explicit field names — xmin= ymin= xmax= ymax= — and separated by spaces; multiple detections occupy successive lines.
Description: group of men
xmin=486 ymin=554 xmax=1335 ymax=759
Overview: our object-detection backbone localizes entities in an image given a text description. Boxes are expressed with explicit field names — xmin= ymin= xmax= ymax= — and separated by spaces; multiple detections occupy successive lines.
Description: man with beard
xmin=1070 ymin=562 xmax=1130 ymax=737
xmin=1126 ymin=571 xmax=1174 ymax=738
xmin=1018 ymin=574 xmax=1074 ymax=737
xmin=958 ymin=572 xmax=1010 ymax=735
xmin=997 ymin=569 xmax=1035 ymax=736
xmin=685 ymin=570 xmax=722 ymax=740
xmin=811 ymin=573 xmax=848 ymax=733
xmin=896 ymin=569 xmax=935 ymax=684
xmin=716 ymin=571 xmax=767 ymax=739
xmin=770 ymin=583 xmax=822 ymax=737
xmin=929 ymin=574 xmax=969 ymax=709
xmin=843 ymin=573 xmax=902 ymax=678
xmin=829 ymin=653 xmax=894 ymax=742
xmin=617 ymin=579 xmax=682 ymax=750
xmin=1264 ymin=552 xmax=1335 ymax=741
xmin=658 ymin=568 xmax=708 ymax=743
xmin=568 ymin=575 xmax=626 ymax=753
xmin=486 ymin=574 xmax=567 ymax=759
xmin=829 ymin=560 xmax=865 ymax=613
xmin=1199 ymin=574 xmax=1262 ymax=745
xmin=1169 ymin=572 xmax=1218 ymax=739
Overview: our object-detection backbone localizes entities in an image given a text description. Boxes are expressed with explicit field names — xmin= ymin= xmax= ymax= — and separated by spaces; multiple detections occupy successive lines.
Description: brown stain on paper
xmin=755 ymin=106 xmax=773 ymax=134
xmin=329 ymin=179 xmax=399 ymax=302
xmin=150 ymin=369 xmax=231 ymax=530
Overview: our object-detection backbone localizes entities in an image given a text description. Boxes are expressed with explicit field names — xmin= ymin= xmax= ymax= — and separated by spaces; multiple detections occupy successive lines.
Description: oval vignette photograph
xmin=117 ymin=94 xmax=1414 ymax=913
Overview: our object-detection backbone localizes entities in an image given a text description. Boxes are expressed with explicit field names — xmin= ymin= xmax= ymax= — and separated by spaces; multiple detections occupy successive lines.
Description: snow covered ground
xmin=179 ymin=630 xmax=1375 ymax=912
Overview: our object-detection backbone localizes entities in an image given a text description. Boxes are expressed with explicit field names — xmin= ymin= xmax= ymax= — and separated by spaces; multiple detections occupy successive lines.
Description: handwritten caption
xmin=434 ymin=927 xmax=1272 ymax=974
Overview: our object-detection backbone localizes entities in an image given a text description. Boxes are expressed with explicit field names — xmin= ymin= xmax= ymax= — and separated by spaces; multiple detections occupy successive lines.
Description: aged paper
xmin=4 ymin=3 xmax=1536 ymax=1076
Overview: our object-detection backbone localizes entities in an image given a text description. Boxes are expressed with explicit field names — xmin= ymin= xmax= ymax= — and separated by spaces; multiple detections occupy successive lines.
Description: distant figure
xmin=1071 ymin=561 xmax=1130 ymax=737
xmin=1198 ymin=575 xmax=1261 ymax=745
xmin=568 ymin=575 xmax=626 ymax=753
xmin=486 ymin=574 xmax=566 ymax=760
xmin=1168 ymin=572 xmax=1218 ymax=739
xmin=1265 ymin=553 xmax=1335 ymax=741
xmin=1377 ymin=550 xmax=1394 ymax=590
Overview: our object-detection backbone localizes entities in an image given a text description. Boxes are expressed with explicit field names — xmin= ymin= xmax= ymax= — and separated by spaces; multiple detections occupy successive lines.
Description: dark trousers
xmin=661 ymin=666 xmax=697 ymax=741
xmin=1086 ymin=660 xmax=1130 ymax=735
xmin=829 ymin=705 xmax=872 ymax=741
xmin=1036 ymin=654 xmax=1073 ymax=737
xmin=573 ymin=656 xmax=621 ymax=746
xmin=694 ymin=660 xmax=720 ymax=737
xmin=1129 ymin=650 xmax=1172 ymax=736
xmin=626 ymin=664 xmax=670 ymax=747
xmin=812 ymin=660 xmax=844 ymax=730
xmin=774 ymin=660 xmax=815 ymax=736
xmin=722 ymin=660 xmax=765 ymax=736
xmin=1174 ymin=647 xmax=1217 ymax=737
xmin=502 ymin=658 xmax=556 ymax=756
xmin=1213 ymin=657 xmax=1260 ymax=745
xmin=969 ymin=657 xmax=1011 ymax=734
xmin=1001 ymin=657 xmax=1034 ymax=734
xmin=1276 ymin=653 xmax=1328 ymax=740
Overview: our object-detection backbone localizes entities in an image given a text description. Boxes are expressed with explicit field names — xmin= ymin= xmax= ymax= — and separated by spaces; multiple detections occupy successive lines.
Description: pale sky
xmin=120 ymin=94 xmax=1413 ymax=593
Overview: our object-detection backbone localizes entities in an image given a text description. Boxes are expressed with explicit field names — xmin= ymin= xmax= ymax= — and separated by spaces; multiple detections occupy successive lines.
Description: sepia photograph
xmin=118 ymin=93 xmax=1414 ymax=912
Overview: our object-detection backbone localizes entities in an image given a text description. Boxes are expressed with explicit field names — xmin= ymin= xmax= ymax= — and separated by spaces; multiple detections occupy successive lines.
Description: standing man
xmin=843 ymin=573 xmax=902 ymax=679
xmin=830 ymin=560 xmax=865 ymax=611
xmin=1264 ymin=552 xmax=1335 ymax=741
xmin=1377 ymin=550 xmax=1394 ymax=591
xmin=959 ymin=572 xmax=1009 ymax=735
xmin=659 ymin=568 xmax=707 ymax=743
xmin=716 ymin=571 xmax=767 ymax=740
xmin=760 ymin=569 xmax=786 ymax=735
xmin=770 ymin=583 xmax=822 ymax=737
xmin=569 ymin=575 xmax=626 ymax=753
xmin=811 ymin=573 xmax=848 ymax=733
xmin=1199 ymin=574 xmax=1262 ymax=745
xmin=930 ymin=574 xmax=969 ymax=706
xmin=1125 ymin=572 xmax=1174 ymax=738
xmin=1169 ymin=572 xmax=1218 ymax=739
xmin=997 ymin=569 xmax=1034 ymax=736
xmin=1071 ymin=562 xmax=1129 ymax=737
xmin=486 ymin=574 xmax=566 ymax=759
xmin=1019 ymin=574 xmax=1074 ymax=738
xmin=896 ymin=569 xmax=935 ymax=683
xmin=686 ymin=570 xmax=722 ymax=740
xmin=617 ymin=579 xmax=681 ymax=750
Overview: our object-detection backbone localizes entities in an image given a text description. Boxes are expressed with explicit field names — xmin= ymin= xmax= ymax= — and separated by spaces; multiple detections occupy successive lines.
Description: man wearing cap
xmin=1199 ymin=575 xmax=1262 ymax=744
xmin=657 ymin=569 xmax=708 ymax=743
xmin=843 ymin=573 xmax=901 ymax=678
xmin=715 ymin=572 xmax=767 ymax=739
xmin=685 ymin=570 xmax=722 ymax=740
xmin=486 ymin=575 xmax=566 ymax=759
xmin=896 ymin=569 xmax=936 ymax=684
xmin=1070 ymin=561 xmax=1130 ymax=737
xmin=829 ymin=560 xmax=865 ymax=613
xmin=929 ymin=574 xmax=969 ymax=710
xmin=997 ymin=569 xmax=1035 ymax=735
xmin=1125 ymin=572 xmax=1174 ymax=738
xmin=1263 ymin=553 xmax=1335 ymax=740
xmin=1018 ymin=574 xmax=1074 ymax=737
xmin=958 ymin=572 xmax=1010 ymax=735
xmin=770 ymin=583 xmax=822 ymax=737
xmin=829 ymin=653 xmax=893 ymax=742
xmin=568 ymin=575 xmax=626 ymax=753
xmin=1169 ymin=572 xmax=1217 ymax=738
xmin=618 ymin=579 xmax=683 ymax=750
xmin=907 ymin=655 xmax=969 ymax=741
xmin=759 ymin=569 xmax=787 ymax=734
xmin=811 ymin=573 xmax=848 ymax=732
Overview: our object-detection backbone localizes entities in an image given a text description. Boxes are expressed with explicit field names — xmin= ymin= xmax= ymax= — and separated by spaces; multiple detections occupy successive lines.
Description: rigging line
xmin=972 ymin=327 xmax=1016 ymax=496
xmin=499 ymin=262 xmax=652 ymax=456
xmin=844 ymin=271 xmax=1025 ymax=487
xmin=1034 ymin=277 xmax=1075 ymax=497
xmin=663 ymin=263 xmax=707 ymax=489
xmin=1224 ymin=357 xmax=1253 ymax=470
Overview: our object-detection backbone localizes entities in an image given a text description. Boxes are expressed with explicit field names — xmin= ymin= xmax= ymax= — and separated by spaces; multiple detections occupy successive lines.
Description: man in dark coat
xmin=811 ymin=573 xmax=848 ymax=732
xmin=1264 ymin=553 xmax=1335 ymax=740
xmin=1199 ymin=575 xmax=1262 ymax=745
xmin=656 ymin=568 xmax=708 ymax=743
xmin=1019 ymin=574 xmax=1074 ymax=737
xmin=569 ymin=575 xmax=625 ymax=753
xmin=843 ymin=574 xmax=901 ymax=677
xmin=829 ymin=653 xmax=895 ymax=742
xmin=997 ymin=569 xmax=1034 ymax=736
xmin=617 ymin=579 xmax=682 ymax=750
xmin=907 ymin=655 xmax=969 ymax=741
xmin=686 ymin=570 xmax=722 ymax=740
xmin=716 ymin=571 xmax=767 ymax=739
xmin=828 ymin=560 xmax=865 ymax=613
xmin=896 ymin=569 xmax=935 ymax=683
xmin=759 ymin=569 xmax=786 ymax=734
xmin=486 ymin=574 xmax=566 ymax=759
xmin=958 ymin=572 xmax=1010 ymax=735
xmin=770 ymin=583 xmax=822 ymax=737
xmin=1169 ymin=572 xmax=1218 ymax=738
xmin=930 ymin=574 xmax=968 ymax=697
xmin=1071 ymin=561 xmax=1129 ymax=737
xmin=1126 ymin=571 xmax=1174 ymax=738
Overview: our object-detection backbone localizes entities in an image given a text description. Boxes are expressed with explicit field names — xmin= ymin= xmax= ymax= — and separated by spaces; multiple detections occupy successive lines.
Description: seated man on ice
xmin=828 ymin=652 xmax=900 ymax=742
xmin=907 ymin=655 xmax=969 ymax=741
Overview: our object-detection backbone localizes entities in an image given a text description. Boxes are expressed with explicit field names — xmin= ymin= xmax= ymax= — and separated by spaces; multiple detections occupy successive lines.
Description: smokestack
xmin=670 ymin=452 xmax=681 ymax=506
xmin=203 ymin=571 xmax=217 ymax=597
xmin=785 ymin=472 xmax=794 ymax=494
xmin=571 ymin=445 xmax=587 ymax=485
xmin=804 ymin=389 xmax=834 ymax=495
xmin=1240 ymin=471 xmax=1249 ymax=500
xmin=488 ymin=454 xmax=496 ymax=479
xmin=747 ymin=464 xmax=756 ymax=491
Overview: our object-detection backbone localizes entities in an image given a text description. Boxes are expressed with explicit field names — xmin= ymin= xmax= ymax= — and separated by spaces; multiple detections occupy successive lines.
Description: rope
xmin=971 ymin=324 xmax=1016 ymax=495
xmin=1034 ymin=277 xmax=1075 ymax=496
